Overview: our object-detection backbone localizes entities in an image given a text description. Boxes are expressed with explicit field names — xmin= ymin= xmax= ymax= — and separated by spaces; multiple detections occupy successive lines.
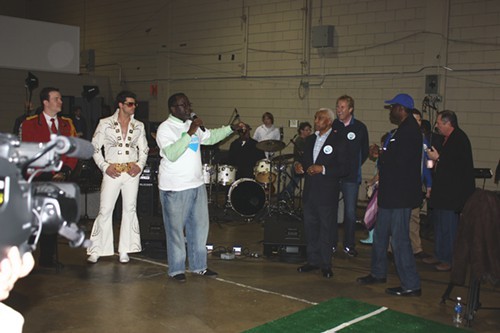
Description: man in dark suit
xmin=357 ymin=93 xmax=422 ymax=297
xmin=295 ymin=108 xmax=349 ymax=278
xmin=425 ymin=110 xmax=475 ymax=272
xmin=21 ymin=87 xmax=78 ymax=268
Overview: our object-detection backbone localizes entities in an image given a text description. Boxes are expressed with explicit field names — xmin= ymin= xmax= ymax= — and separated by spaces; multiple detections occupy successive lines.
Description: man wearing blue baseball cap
xmin=357 ymin=93 xmax=423 ymax=297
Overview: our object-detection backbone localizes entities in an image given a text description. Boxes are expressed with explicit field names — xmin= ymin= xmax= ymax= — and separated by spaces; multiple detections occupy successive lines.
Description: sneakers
xmin=119 ymin=253 xmax=130 ymax=264
xmin=385 ymin=286 xmax=422 ymax=297
xmin=171 ymin=273 xmax=186 ymax=282
xmin=195 ymin=268 xmax=218 ymax=278
xmin=170 ymin=269 xmax=218 ymax=282
xmin=87 ymin=254 xmax=99 ymax=264
xmin=344 ymin=247 xmax=358 ymax=257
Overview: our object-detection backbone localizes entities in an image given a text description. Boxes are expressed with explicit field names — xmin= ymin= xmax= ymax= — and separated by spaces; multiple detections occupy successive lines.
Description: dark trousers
xmin=303 ymin=200 xmax=339 ymax=269
xmin=38 ymin=233 xmax=58 ymax=265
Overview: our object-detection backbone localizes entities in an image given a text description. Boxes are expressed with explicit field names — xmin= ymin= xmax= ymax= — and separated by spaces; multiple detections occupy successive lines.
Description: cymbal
xmin=272 ymin=153 xmax=294 ymax=164
xmin=256 ymin=140 xmax=285 ymax=152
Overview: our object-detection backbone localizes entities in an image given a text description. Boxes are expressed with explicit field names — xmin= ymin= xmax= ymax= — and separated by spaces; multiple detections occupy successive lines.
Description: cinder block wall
xmin=1 ymin=0 xmax=498 ymax=190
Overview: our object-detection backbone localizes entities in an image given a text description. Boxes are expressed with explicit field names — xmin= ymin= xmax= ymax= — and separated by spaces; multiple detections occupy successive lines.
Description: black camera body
xmin=0 ymin=133 xmax=92 ymax=258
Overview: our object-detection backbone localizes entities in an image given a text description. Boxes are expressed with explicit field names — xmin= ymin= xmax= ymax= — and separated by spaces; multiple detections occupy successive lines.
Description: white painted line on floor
xmin=216 ymin=277 xmax=318 ymax=305
xmin=322 ymin=306 xmax=388 ymax=332
xmin=129 ymin=255 xmax=318 ymax=306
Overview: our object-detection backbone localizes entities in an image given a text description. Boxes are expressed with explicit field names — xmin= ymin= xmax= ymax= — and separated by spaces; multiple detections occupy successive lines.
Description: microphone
xmin=234 ymin=108 xmax=240 ymax=119
xmin=279 ymin=126 xmax=284 ymax=141
xmin=190 ymin=112 xmax=205 ymax=132
xmin=53 ymin=136 xmax=94 ymax=159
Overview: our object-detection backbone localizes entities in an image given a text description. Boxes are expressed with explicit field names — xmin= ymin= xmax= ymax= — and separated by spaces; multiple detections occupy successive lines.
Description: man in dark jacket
xmin=228 ymin=124 xmax=265 ymax=180
xmin=357 ymin=93 xmax=422 ymax=297
xmin=425 ymin=110 xmax=475 ymax=272
xmin=332 ymin=95 xmax=369 ymax=257
xmin=295 ymin=108 xmax=349 ymax=279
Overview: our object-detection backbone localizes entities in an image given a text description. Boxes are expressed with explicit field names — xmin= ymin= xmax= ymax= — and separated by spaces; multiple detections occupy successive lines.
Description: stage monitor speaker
xmin=263 ymin=215 xmax=306 ymax=261
xmin=137 ymin=182 xmax=159 ymax=217
xmin=139 ymin=215 xmax=165 ymax=242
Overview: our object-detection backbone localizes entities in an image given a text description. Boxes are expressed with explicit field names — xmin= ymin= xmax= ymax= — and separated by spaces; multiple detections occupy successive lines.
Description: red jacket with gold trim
xmin=21 ymin=113 xmax=78 ymax=176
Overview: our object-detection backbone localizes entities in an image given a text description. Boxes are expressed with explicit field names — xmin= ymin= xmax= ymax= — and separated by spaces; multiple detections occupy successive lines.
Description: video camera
xmin=0 ymin=132 xmax=94 ymax=258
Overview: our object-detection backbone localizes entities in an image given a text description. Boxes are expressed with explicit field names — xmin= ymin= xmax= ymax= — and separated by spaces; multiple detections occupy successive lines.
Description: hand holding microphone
xmin=190 ymin=112 xmax=205 ymax=132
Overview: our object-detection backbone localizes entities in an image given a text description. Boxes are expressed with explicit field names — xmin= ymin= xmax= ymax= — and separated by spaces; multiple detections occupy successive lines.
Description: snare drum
xmin=217 ymin=164 xmax=237 ymax=186
xmin=228 ymin=178 xmax=266 ymax=217
xmin=254 ymin=159 xmax=276 ymax=184
xmin=202 ymin=164 xmax=215 ymax=184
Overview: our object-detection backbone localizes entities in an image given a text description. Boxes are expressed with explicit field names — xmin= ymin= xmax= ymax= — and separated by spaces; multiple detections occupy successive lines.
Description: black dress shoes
xmin=385 ymin=286 xmax=422 ymax=297
xmin=322 ymin=268 xmax=333 ymax=278
xmin=356 ymin=274 xmax=387 ymax=284
xmin=297 ymin=264 xmax=320 ymax=273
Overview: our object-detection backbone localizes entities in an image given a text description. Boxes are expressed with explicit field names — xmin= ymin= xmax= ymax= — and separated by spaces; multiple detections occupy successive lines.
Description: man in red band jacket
xmin=21 ymin=86 xmax=77 ymax=268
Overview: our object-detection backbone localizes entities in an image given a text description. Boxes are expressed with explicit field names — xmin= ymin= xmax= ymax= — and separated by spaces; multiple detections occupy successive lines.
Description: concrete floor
xmin=5 ymin=202 xmax=500 ymax=333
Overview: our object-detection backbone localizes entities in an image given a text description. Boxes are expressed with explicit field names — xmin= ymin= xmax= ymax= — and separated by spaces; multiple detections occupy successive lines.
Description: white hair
xmin=318 ymin=107 xmax=335 ymax=121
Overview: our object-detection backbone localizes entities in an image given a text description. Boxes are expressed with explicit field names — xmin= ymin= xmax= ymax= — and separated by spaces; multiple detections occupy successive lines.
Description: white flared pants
xmin=87 ymin=173 xmax=141 ymax=256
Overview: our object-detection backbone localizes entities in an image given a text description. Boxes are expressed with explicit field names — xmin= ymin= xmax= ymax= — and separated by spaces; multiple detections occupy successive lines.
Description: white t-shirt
xmin=253 ymin=124 xmax=280 ymax=142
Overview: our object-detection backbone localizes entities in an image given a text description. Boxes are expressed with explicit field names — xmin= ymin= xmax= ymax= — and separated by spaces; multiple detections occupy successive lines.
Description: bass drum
xmin=228 ymin=178 xmax=266 ymax=217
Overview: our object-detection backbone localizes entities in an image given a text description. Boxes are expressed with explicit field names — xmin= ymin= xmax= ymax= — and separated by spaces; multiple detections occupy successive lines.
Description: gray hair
xmin=319 ymin=107 xmax=335 ymax=121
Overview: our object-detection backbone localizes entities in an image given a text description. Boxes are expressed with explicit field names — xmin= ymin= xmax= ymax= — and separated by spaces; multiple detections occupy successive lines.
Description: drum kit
xmin=202 ymin=139 xmax=302 ymax=221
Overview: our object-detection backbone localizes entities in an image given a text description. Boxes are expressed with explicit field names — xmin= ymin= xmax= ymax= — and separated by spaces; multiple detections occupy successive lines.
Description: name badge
xmin=347 ymin=132 xmax=356 ymax=140
xmin=323 ymin=145 xmax=333 ymax=155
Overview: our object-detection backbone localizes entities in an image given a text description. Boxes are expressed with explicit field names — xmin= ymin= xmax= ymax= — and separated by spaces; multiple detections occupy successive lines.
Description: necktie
xmin=50 ymin=118 xmax=57 ymax=134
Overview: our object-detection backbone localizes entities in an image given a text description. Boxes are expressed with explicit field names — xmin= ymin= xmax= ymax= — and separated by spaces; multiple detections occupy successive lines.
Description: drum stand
xmin=259 ymin=159 xmax=301 ymax=221
xmin=279 ymin=170 xmax=302 ymax=210
xmin=275 ymin=163 xmax=302 ymax=220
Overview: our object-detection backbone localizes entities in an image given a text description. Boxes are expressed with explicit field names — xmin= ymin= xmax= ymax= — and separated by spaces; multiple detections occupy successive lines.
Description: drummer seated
xmin=253 ymin=112 xmax=282 ymax=159
xmin=228 ymin=124 xmax=265 ymax=181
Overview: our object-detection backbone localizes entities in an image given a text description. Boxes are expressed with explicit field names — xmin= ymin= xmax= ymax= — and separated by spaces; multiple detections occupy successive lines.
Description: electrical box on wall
xmin=312 ymin=25 xmax=334 ymax=48
xmin=425 ymin=75 xmax=439 ymax=95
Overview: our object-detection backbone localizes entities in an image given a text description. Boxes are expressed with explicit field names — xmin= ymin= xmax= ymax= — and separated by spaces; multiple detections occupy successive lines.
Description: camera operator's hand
xmin=0 ymin=247 xmax=34 ymax=301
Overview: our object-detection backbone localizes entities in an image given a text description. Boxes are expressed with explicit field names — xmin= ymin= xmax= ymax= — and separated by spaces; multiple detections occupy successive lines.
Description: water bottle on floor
xmin=453 ymin=296 xmax=463 ymax=327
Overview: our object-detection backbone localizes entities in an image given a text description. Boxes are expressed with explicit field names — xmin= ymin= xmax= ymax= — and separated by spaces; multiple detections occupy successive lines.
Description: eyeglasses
xmin=122 ymin=102 xmax=138 ymax=107
xmin=175 ymin=103 xmax=192 ymax=108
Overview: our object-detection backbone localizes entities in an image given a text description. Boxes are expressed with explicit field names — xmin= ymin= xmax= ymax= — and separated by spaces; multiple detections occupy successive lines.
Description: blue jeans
xmin=339 ymin=181 xmax=359 ymax=249
xmin=372 ymin=207 xmax=420 ymax=290
xmin=432 ymin=209 xmax=459 ymax=265
xmin=159 ymin=185 xmax=209 ymax=276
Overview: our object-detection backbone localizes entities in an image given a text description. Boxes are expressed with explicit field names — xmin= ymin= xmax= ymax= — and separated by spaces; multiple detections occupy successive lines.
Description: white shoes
xmin=119 ymin=253 xmax=130 ymax=264
xmin=87 ymin=253 xmax=130 ymax=263
xmin=87 ymin=254 xmax=99 ymax=263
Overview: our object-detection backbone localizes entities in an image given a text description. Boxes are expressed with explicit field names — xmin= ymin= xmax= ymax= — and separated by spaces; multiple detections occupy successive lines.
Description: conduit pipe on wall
xmin=301 ymin=0 xmax=312 ymax=77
